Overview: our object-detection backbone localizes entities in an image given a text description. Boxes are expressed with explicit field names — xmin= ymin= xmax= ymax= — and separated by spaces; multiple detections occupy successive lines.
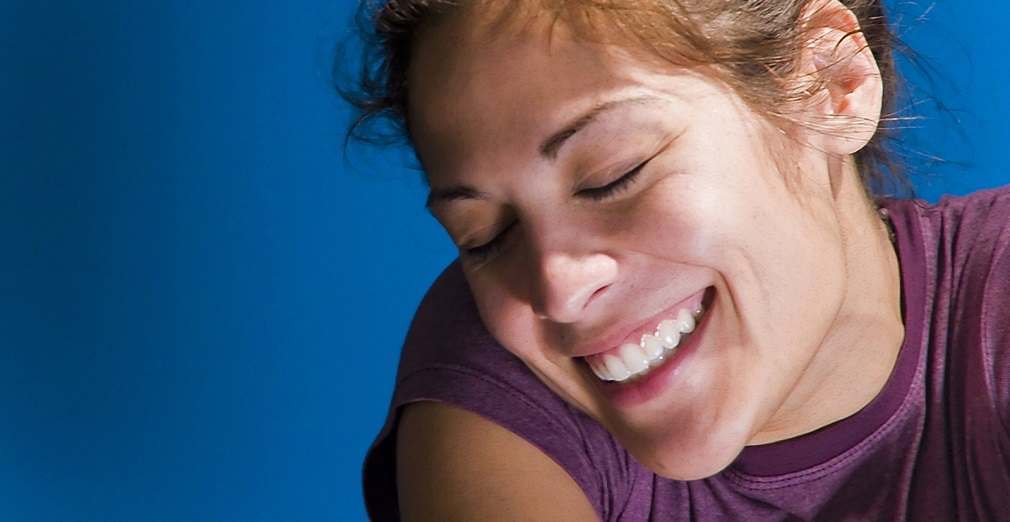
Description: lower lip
xmin=587 ymin=287 xmax=715 ymax=409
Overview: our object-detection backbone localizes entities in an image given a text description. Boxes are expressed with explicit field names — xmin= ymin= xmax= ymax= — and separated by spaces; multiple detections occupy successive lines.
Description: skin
xmin=396 ymin=402 xmax=601 ymax=521
xmin=401 ymin=0 xmax=904 ymax=504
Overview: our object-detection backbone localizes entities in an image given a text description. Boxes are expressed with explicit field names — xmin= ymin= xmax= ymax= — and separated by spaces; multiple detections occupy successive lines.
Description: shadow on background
xmin=2 ymin=1 xmax=1007 ymax=520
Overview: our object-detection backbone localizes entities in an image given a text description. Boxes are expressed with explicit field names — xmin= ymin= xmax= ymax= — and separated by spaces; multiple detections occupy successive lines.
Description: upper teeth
xmin=586 ymin=304 xmax=705 ymax=383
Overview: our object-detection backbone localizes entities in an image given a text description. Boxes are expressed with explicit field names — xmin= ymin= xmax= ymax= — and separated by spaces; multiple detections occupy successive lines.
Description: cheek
xmin=609 ymin=172 xmax=739 ymax=266
xmin=623 ymin=158 xmax=846 ymax=342
xmin=467 ymin=274 xmax=542 ymax=359
xmin=467 ymin=274 xmax=600 ymax=412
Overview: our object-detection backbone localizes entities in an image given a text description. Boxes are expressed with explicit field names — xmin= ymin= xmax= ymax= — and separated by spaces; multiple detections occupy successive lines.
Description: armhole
xmin=362 ymin=365 xmax=606 ymax=521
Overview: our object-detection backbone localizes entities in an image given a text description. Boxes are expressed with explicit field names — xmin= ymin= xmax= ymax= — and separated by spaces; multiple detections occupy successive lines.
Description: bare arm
xmin=396 ymin=401 xmax=600 ymax=521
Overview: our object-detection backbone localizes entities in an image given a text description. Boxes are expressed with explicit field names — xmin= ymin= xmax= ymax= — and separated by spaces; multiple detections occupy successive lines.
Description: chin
xmin=618 ymin=420 xmax=753 ymax=480
xmin=639 ymin=441 xmax=745 ymax=480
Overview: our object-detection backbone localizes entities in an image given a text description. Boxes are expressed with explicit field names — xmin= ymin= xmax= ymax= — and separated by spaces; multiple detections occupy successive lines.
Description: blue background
xmin=2 ymin=1 xmax=1007 ymax=520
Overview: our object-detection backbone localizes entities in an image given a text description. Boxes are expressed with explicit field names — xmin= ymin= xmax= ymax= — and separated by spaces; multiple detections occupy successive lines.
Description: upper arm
xmin=395 ymin=400 xmax=600 ymax=522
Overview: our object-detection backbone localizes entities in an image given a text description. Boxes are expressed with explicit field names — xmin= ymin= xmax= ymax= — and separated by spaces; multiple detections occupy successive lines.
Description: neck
xmin=749 ymin=157 xmax=905 ymax=445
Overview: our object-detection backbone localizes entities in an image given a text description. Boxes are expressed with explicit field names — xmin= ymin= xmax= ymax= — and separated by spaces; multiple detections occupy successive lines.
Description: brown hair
xmin=338 ymin=0 xmax=916 ymax=197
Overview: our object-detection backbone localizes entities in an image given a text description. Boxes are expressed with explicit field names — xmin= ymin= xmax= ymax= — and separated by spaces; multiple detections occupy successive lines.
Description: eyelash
xmin=464 ymin=221 xmax=516 ymax=263
xmin=576 ymin=160 xmax=648 ymax=201
xmin=462 ymin=161 xmax=649 ymax=263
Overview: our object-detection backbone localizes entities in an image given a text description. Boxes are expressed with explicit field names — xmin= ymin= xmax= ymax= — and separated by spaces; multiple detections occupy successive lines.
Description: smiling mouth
xmin=582 ymin=286 xmax=715 ymax=383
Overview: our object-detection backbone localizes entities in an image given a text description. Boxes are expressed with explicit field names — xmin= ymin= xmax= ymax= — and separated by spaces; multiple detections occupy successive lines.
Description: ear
xmin=795 ymin=0 xmax=883 ymax=155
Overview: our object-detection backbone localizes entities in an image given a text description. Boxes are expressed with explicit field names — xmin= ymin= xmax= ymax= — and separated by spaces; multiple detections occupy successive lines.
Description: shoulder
xmin=395 ymin=401 xmax=601 ymax=521
xmin=887 ymin=185 xmax=1010 ymax=296
xmin=394 ymin=262 xmax=573 ymax=422
xmin=964 ymin=188 xmax=1010 ymax=436
xmin=927 ymin=185 xmax=1010 ymax=252
xmin=931 ymin=186 xmax=1010 ymax=334
xmin=933 ymin=186 xmax=1010 ymax=435
xmin=364 ymin=262 xmax=646 ymax=520
xmin=396 ymin=261 xmax=529 ymax=378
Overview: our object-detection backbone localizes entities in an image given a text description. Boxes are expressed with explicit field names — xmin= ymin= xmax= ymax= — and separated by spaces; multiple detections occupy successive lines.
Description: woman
xmin=344 ymin=0 xmax=1010 ymax=519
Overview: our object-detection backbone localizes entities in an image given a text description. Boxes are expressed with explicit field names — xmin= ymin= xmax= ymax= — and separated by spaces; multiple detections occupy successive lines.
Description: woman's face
xmin=409 ymin=12 xmax=851 ymax=479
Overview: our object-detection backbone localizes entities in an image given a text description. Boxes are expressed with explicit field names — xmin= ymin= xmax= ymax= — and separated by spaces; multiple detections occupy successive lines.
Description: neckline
xmin=728 ymin=197 xmax=927 ymax=477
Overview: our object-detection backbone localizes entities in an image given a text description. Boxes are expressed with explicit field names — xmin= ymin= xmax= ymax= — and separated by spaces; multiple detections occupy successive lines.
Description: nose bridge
xmin=524 ymin=217 xmax=617 ymax=323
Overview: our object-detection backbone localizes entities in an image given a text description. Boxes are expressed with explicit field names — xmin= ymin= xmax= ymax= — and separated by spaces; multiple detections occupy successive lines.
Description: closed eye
xmin=576 ymin=161 xmax=648 ymax=201
xmin=462 ymin=220 xmax=516 ymax=263
xmin=460 ymin=160 xmax=650 ymax=264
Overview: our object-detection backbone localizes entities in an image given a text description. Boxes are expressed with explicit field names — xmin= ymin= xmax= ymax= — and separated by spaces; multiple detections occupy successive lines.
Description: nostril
xmin=532 ymin=284 xmax=609 ymax=323
xmin=532 ymin=253 xmax=618 ymax=323
xmin=586 ymin=284 xmax=611 ymax=308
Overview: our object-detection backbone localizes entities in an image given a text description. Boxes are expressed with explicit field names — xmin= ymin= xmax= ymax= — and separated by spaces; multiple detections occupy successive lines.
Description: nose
xmin=530 ymin=250 xmax=618 ymax=323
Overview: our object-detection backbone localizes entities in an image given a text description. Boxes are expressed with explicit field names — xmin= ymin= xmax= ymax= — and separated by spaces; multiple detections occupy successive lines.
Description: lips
xmin=583 ymin=286 xmax=717 ymax=408
xmin=573 ymin=286 xmax=710 ymax=359
xmin=585 ymin=302 xmax=707 ymax=382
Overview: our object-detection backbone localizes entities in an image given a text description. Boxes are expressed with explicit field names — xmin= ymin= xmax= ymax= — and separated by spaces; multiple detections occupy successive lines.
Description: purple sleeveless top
xmin=363 ymin=187 xmax=1010 ymax=521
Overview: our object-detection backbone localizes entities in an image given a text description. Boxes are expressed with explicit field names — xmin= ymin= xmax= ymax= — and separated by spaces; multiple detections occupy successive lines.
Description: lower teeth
xmin=628 ymin=331 xmax=691 ymax=380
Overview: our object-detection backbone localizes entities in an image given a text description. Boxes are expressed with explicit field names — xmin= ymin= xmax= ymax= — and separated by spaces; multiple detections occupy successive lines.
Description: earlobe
xmin=799 ymin=0 xmax=884 ymax=155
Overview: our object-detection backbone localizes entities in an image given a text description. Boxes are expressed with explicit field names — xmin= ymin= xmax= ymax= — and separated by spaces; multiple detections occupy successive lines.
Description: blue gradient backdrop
xmin=2 ymin=1 xmax=1007 ymax=520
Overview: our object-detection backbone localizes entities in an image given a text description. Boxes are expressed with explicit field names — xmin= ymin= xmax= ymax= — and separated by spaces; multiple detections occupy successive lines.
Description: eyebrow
xmin=425 ymin=94 xmax=663 ymax=210
xmin=539 ymin=94 xmax=660 ymax=159
xmin=425 ymin=185 xmax=490 ymax=210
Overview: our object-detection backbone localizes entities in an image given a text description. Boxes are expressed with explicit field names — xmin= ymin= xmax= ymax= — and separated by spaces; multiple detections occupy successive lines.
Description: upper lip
xmin=564 ymin=287 xmax=709 ymax=358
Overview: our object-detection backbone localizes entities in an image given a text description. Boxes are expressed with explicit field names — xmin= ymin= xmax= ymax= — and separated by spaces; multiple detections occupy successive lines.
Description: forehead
xmin=406 ymin=9 xmax=703 ymax=174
